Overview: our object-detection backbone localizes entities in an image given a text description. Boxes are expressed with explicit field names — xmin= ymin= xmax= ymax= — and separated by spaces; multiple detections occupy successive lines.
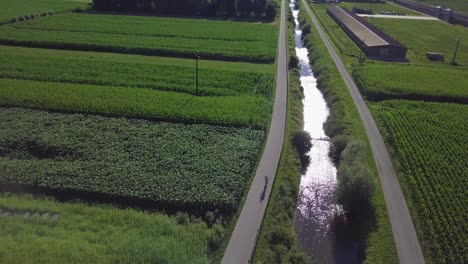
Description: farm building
xmin=393 ymin=0 xmax=468 ymax=27
xmin=327 ymin=5 xmax=407 ymax=61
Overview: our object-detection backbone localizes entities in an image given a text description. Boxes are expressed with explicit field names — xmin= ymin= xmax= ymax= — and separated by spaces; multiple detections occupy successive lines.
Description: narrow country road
xmin=221 ymin=0 xmax=288 ymax=263
xmin=301 ymin=1 xmax=425 ymax=264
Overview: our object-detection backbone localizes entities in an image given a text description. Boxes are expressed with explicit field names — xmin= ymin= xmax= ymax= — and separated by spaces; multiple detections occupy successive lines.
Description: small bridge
xmin=311 ymin=137 xmax=330 ymax=142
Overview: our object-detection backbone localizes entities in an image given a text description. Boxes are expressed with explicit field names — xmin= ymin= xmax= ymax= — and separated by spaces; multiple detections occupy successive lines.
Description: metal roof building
xmin=327 ymin=6 xmax=407 ymax=61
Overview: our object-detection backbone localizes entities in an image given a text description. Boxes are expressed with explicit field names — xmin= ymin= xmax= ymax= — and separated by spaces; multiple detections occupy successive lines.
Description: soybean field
xmin=0 ymin=108 xmax=264 ymax=213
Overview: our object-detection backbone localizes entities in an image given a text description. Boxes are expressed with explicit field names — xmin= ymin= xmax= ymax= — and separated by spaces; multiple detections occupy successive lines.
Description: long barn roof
xmin=328 ymin=6 xmax=389 ymax=47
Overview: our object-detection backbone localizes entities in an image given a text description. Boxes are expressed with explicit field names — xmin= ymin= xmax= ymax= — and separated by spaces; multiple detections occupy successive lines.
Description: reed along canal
xmin=290 ymin=1 xmax=360 ymax=263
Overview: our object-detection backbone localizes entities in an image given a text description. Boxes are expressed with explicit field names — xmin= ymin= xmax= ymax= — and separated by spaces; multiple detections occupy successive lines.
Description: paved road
xmin=221 ymin=0 xmax=288 ymax=263
xmin=301 ymin=1 xmax=425 ymax=264
xmin=357 ymin=14 xmax=439 ymax=20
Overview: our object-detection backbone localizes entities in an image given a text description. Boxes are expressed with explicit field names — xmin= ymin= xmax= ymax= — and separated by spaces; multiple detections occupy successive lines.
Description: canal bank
xmin=290 ymin=1 xmax=361 ymax=263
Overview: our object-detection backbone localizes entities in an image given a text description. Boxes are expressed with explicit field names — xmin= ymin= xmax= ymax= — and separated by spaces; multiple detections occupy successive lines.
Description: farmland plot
xmin=0 ymin=79 xmax=270 ymax=128
xmin=0 ymin=46 xmax=274 ymax=98
xmin=353 ymin=64 xmax=468 ymax=103
xmin=0 ymin=108 xmax=264 ymax=213
xmin=0 ymin=13 xmax=278 ymax=63
xmin=372 ymin=100 xmax=468 ymax=264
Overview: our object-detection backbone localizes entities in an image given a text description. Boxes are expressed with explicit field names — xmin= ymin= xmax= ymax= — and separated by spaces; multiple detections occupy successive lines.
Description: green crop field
xmin=0 ymin=0 xmax=89 ymax=24
xmin=0 ymin=78 xmax=270 ymax=128
xmin=372 ymin=100 xmax=467 ymax=264
xmin=353 ymin=63 xmax=468 ymax=103
xmin=0 ymin=46 xmax=275 ymax=98
xmin=0 ymin=13 xmax=278 ymax=63
xmin=339 ymin=1 xmax=421 ymax=15
xmin=0 ymin=193 xmax=214 ymax=264
xmin=0 ymin=108 xmax=264 ymax=212
xmin=367 ymin=18 xmax=468 ymax=64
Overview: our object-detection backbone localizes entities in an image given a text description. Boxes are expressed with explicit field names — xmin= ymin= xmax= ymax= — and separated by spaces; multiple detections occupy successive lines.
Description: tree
xmin=335 ymin=141 xmax=375 ymax=219
xmin=265 ymin=1 xmax=276 ymax=20
xmin=253 ymin=0 xmax=268 ymax=16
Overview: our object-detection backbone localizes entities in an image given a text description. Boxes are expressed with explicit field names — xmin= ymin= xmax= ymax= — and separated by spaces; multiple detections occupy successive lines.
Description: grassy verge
xmin=300 ymin=2 xmax=398 ymax=263
xmin=253 ymin=7 xmax=310 ymax=263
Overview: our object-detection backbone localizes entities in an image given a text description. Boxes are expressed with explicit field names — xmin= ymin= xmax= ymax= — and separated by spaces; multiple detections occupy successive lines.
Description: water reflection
xmin=290 ymin=1 xmax=361 ymax=263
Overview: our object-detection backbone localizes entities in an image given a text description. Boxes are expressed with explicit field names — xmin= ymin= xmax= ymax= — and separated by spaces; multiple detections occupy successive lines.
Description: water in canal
xmin=290 ymin=1 xmax=361 ymax=263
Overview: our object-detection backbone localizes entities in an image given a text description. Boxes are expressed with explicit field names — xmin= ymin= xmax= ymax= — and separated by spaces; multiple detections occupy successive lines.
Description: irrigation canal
xmin=290 ymin=1 xmax=361 ymax=263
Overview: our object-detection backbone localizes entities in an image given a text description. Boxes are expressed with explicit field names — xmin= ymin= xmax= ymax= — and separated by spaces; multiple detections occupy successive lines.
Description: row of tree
xmin=92 ymin=0 xmax=277 ymax=19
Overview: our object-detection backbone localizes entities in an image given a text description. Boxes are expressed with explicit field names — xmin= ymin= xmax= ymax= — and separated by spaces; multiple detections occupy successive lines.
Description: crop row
xmin=0 ymin=108 xmax=265 ymax=213
xmin=353 ymin=64 xmax=468 ymax=103
xmin=0 ymin=46 xmax=275 ymax=98
xmin=372 ymin=100 xmax=467 ymax=264
xmin=13 ymin=13 xmax=277 ymax=43
xmin=0 ymin=78 xmax=271 ymax=129
xmin=0 ymin=14 xmax=277 ymax=63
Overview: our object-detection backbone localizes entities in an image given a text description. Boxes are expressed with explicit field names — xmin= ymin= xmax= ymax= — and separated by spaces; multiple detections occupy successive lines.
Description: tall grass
xmin=0 ymin=193 xmax=212 ymax=264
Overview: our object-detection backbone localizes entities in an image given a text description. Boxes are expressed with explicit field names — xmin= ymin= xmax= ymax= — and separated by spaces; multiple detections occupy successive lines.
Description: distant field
xmin=0 ymin=0 xmax=88 ymax=24
xmin=339 ymin=1 xmax=421 ymax=15
xmin=0 ymin=13 xmax=278 ymax=63
xmin=367 ymin=18 xmax=468 ymax=64
xmin=0 ymin=46 xmax=275 ymax=98
xmin=414 ymin=0 xmax=468 ymax=14
xmin=372 ymin=100 xmax=467 ymax=264
xmin=0 ymin=108 xmax=264 ymax=212
xmin=353 ymin=63 xmax=468 ymax=103
xmin=0 ymin=79 xmax=270 ymax=129
xmin=0 ymin=194 xmax=212 ymax=264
